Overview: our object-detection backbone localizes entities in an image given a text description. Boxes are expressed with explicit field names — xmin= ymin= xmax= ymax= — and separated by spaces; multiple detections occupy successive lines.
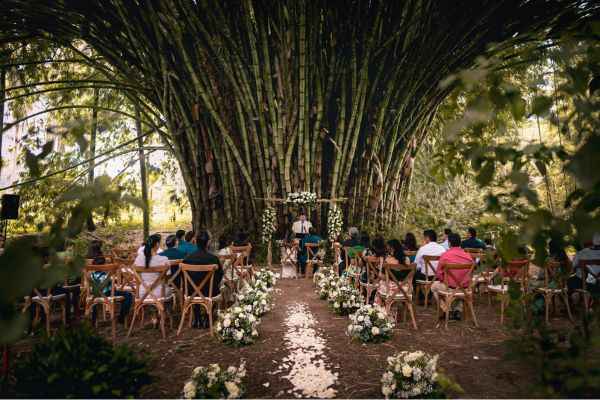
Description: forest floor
xmin=11 ymin=264 xmax=558 ymax=398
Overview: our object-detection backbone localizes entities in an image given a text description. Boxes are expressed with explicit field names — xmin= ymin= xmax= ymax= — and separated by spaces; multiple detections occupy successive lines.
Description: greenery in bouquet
xmin=285 ymin=191 xmax=317 ymax=206
xmin=327 ymin=278 xmax=362 ymax=315
xmin=381 ymin=351 xmax=448 ymax=399
xmin=254 ymin=267 xmax=278 ymax=288
xmin=215 ymin=306 xmax=260 ymax=346
xmin=327 ymin=205 xmax=343 ymax=242
xmin=347 ymin=304 xmax=394 ymax=343
xmin=261 ymin=207 xmax=277 ymax=243
xmin=182 ymin=362 xmax=246 ymax=399
xmin=235 ymin=284 xmax=272 ymax=317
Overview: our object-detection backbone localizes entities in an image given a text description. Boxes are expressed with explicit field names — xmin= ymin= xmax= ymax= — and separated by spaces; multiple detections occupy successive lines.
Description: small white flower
xmin=223 ymin=318 xmax=231 ymax=328
xmin=234 ymin=330 xmax=244 ymax=341
xmin=402 ymin=365 xmax=413 ymax=377
xmin=183 ymin=381 xmax=196 ymax=399
xmin=378 ymin=312 xmax=385 ymax=320
xmin=357 ymin=315 xmax=364 ymax=322
xmin=234 ymin=306 xmax=242 ymax=313
xmin=382 ymin=384 xmax=393 ymax=398
xmin=225 ymin=381 xmax=240 ymax=398
xmin=334 ymin=302 xmax=340 ymax=308
xmin=252 ymin=329 xmax=258 ymax=337
xmin=371 ymin=326 xmax=380 ymax=336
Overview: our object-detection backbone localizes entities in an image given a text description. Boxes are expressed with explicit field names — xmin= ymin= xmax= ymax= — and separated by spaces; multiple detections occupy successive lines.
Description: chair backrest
xmin=180 ymin=263 xmax=219 ymax=300
xmin=364 ymin=256 xmax=383 ymax=284
xmin=305 ymin=242 xmax=321 ymax=260
xmin=83 ymin=263 xmax=120 ymax=298
xmin=404 ymin=250 xmax=417 ymax=259
xmin=131 ymin=264 xmax=170 ymax=302
xmin=501 ymin=259 xmax=530 ymax=289
xmin=383 ymin=263 xmax=415 ymax=298
xmin=543 ymin=259 xmax=563 ymax=288
xmin=441 ymin=263 xmax=474 ymax=291
xmin=578 ymin=259 xmax=600 ymax=290
xmin=230 ymin=244 xmax=252 ymax=267
xmin=422 ymin=255 xmax=440 ymax=279
xmin=464 ymin=248 xmax=484 ymax=259
xmin=333 ymin=242 xmax=341 ymax=262
xmin=167 ymin=259 xmax=183 ymax=287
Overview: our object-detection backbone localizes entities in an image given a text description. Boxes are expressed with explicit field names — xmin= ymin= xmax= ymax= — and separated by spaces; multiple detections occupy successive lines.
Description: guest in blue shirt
xmin=160 ymin=235 xmax=186 ymax=260
xmin=461 ymin=227 xmax=486 ymax=249
xmin=298 ymin=228 xmax=322 ymax=276
xmin=178 ymin=230 xmax=198 ymax=255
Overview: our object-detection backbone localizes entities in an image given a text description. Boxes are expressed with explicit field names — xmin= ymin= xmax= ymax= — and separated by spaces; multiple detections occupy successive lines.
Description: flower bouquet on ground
xmin=254 ymin=268 xmax=278 ymax=288
xmin=316 ymin=269 xmax=338 ymax=299
xmin=327 ymin=279 xmax=362 ymax=315
xmin=347 ymin=304 xmax=394 ymax=343
xmin=215 ymin=306 xmax=260 ymax=346
xmin=182 ymin=362 xmax=246 ymax=399
xmin=381 ymin=351 xmax=445 ymax=399
xmin=235 ymin=284 xmax=272 ymax=317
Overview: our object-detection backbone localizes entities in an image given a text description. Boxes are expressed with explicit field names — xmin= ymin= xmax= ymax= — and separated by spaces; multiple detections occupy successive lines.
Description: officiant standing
xmin=292 ymin=211 xmax=312 ymax=239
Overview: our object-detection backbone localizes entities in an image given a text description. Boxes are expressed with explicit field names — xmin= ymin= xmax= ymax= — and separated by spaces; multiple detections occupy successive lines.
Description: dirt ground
xmin=11 ymin=273 xmax=543 ymax=398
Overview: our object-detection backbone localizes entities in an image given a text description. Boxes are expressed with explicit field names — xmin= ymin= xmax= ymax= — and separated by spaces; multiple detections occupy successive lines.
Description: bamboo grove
xmin=1 ymin=0 xmax=596 ymax=232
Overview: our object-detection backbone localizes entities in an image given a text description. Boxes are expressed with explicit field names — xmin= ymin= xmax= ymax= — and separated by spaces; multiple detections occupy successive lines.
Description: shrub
xmin=14 ymin=324 xmax=151 ymax=398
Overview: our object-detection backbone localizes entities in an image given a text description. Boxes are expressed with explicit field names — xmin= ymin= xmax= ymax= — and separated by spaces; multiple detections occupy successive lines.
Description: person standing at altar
xmin=292 ymin=211 xmax=312 ymax=239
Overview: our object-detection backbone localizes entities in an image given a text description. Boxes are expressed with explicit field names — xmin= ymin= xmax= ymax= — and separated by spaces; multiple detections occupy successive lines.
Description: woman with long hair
xmin=134 ymin=234 xmax=171 ymax=299
xmin=403 ymin=232 xmax=419 ymax=262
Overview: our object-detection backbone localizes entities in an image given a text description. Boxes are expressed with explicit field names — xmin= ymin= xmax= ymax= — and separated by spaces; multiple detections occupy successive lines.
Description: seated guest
xmin=568 ymin=233 xmax=600 ymax=301
xmin=160 ymin=235 xmax=186 ymax=260
xmin=360 ymin=234 xmax=373 ymax=257
xmin=386 ymin=239 xmax=410 ymax=279
xmin=361 ymin=236 xmax=387 ymax=284
xmin=374 ymin=238 xmax=411 ymax=307
xmin=133 ymin=235 xmax=171 ymax=300
xmin=88 ymin=241 xmax=133 ymax=324
xmin=178 ymin=230 xmax=198 ymax=255
xmin=137 ymin=233 xmax=162 ymax=256
xmin=461 ymin=227 xmax=486 ymax=250
xmin=431 ymin=233 xmax=474 ymax=320
xmin=183 ymin=231 xmax=224 ymax=328
xmin=414 ymin=229 xmax=446 ymax=281
xmin=233 ymin=230 xmax=250 ymax=246
xmin=403 ymin=232 xmax=419 ymax=262
xmin=298 ymin=227 xmax=323 ymax=276
xmin=176 ymin=229 xmax=186 ymax=244
xmin=339 ymin=227 xmax=361 ymax=275
xmin=441 ymin=228 xmax=452 ymax=250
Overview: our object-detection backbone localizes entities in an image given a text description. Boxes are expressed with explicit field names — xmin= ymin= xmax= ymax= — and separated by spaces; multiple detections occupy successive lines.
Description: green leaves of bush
xmin=14 ymin=324 xmax=152 ymax=398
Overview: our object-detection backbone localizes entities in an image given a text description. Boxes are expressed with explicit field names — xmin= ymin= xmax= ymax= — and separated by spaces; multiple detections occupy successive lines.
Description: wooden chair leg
xmin=408 ymin=303 xmax=418 ymax=330
xmin=424 ymin=286 xmax=430 ymax=309
xmin=207 ymin=304 xmax=214 ymax=337
xmin=545 ymin=294 xmax=551 ymax=324
xmin=127 ymin=305 xmax=141 ymax=337
xmin=158 ymin=305 xmax=166 ymax=339
xmin=469 ymin=299 xmax=478 ymax=327
xmin=563 ymin=292 xmax=574 ymax=322
xmin=177 ymin=303 xmax=191 ymax=336
xmin=444 ymin=297 xmax=450 ymax=329
xmin=500 ymin=295 xmax=507 ymax=325
xmin=111 ymin=302 xmax=117 ymax=343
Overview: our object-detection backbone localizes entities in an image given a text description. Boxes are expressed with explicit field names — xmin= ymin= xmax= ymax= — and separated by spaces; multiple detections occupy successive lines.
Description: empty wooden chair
xmin=177 ymin=263 xmax=221 ymax=336
xmin=230 ymin=244 xmax=253 ymax=284
xmin=82 ymin=263 xmax=125 ymax=342
xmin=535 ymin=260 xmax=573 ymax=324
xmin=435 ymin=263 xmax=478 ymax=329
xmin=22 ymin=287 xmax=67 ymax=336
xmin=415 ymin=255 xmax=439 ymax=308
xmin=127 ymin=265 xmax=173 ymax=339
xmin=487 ymin=259 xmax=529 ymax=324
xmin=378 ymin=263 xmax=418 ymax=330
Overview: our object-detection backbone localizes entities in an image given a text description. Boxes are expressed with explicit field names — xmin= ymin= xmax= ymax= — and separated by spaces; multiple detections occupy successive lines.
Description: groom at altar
xmin=292 ymin=211 xmax=312 ymax=239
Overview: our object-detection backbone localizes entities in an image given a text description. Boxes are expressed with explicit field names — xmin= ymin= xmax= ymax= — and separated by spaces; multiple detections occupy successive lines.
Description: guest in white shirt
xmin=441 ymin=228 xmax=452 ymax=250
xmin=137 ymin=233 xmax=163 ymax=256
xmin=568 ymin=233 xmax=600 ymax=300
xmin=134 ymin=234 xmax=171 ymax=299
xmin=414 ymin=229 xmax=446 ymax=280
xmin=292 ymin=211 xmax=312 ymax=239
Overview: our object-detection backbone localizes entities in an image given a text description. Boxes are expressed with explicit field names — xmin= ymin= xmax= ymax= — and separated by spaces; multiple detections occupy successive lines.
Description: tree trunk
xmin=0 ymin=67 xmax=5 ymax=182
xmin=135 ymin=102 xmax=150 ymax=240
xmin=86 ymin=86 xmax=99 ymax=231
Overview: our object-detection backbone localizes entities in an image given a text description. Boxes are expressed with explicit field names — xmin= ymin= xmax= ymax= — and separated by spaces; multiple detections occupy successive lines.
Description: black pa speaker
xmin=1 ymin=194 xmax=20 ymax=220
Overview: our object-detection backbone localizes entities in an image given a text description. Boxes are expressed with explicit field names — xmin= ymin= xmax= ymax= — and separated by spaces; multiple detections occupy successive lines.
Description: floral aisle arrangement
xmin=381 ymin=351 xmax=445 ymax=399
xmin=254 ymin=267 xmax=278 ymax=288
xmin=327 ymin=205 xmax=343 ymax=242
xmin=315 ymin=269 xmax=338 ymax=299
xmin=182 ymin=362 xmax=246 ymax=399
xmin=235 ymin=284 xmax=272 ymax=317
xmin=327 ymin=278 xmax=362 ymax=315
xmin=215 ymin=306 xmax=260 ymax=346
xmin=285 ymin=191 xmax=317 ymax=207
xmin=347 ymin=304 xmax=394 ymax=343
xmin=261 ymin=207 xmax=277 ymax=243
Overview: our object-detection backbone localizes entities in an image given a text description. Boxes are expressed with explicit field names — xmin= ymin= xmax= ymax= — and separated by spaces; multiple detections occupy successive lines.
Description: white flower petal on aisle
xmin=277 ymin=303 xmax=338 ymax=398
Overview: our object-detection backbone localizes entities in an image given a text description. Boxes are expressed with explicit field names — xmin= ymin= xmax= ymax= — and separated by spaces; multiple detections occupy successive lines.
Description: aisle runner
xmin=277 ymin=303 xmax=338 ymax=398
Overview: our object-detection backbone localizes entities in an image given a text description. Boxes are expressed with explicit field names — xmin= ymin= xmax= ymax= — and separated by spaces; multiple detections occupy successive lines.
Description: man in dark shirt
xmin=461 ymin=227 xmax=486 ymax=249
xmin=183 ymin=231 xmax=223 ymax=328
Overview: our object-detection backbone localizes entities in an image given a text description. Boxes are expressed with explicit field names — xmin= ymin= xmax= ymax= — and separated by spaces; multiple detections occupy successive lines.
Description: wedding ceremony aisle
xmin=76 ymin=272 xmax=536 ymax=398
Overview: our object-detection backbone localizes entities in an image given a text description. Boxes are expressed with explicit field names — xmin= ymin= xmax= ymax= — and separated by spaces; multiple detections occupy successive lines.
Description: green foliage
xmin=14 ymin=324 xmax=152 ymax=398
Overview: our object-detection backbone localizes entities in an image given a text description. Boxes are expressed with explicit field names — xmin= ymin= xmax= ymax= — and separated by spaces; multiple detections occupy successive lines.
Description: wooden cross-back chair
xmin=360 ymin=256 xmax=382 ymax=304
xmin=230 ymin=244 xmax=253 ymax=283
xmin=82 ymin=263 xmax=124 ymax=342
xmin=415 ymin=255 xmax=439 ymax=308
xmin=22 ymin=268 xmax=68 ymax=336
xmin=304 ymin=242 xmax=323 ymax=278
xmin=166 ymin=259 xmax=184 ymax=311
xmin=378 ymin=263 xmax=417 ymax=330
xmin=177 ymin=263 xmax=221 ymax=336
xmin=343 ymin=246 xmax=362 ymax=286
xmin=535 ymin=259 xmax=573 ymax=324
xmin=487 ymin=259 xmax=529 ymax=324
xmin=435 ymin=263 xmax=478 ymax=329
xmin=127 ymin=264 xmax=173 ymax=339
xmin=576 ymin=259 xmax=600 ymax=315
xmin=404 ymin=250 xmax=417 ymax=260
xmin=281 ymin=239 xmax=299 ymax=269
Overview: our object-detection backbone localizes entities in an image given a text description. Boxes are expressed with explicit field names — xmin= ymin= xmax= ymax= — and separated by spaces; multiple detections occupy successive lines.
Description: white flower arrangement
xmin=327 ymin=278 xmax=362 ymax=315
xmin=215 ymin=307 xmax=260 ymax=346
xmin=261 ymin=207 xmax=277 ymax=243
xmin=347 ymin=304 xmax=394 ymax=343
xmin=182 ymin=362 xmax=246 ymax=399
xmin=285 ymin=191 xmax=317 ymax=206
xmin=235 ymin=283 xmax=272 ymax=317
xmin=254 ymin=267 xmax=278 ymax=288
xmin=327 ymin=205 xmax=343 ymax=242
xmin=381 ymin=351 xmax=442 ymax=399
xmin=315 ymin=268 xmax=338 ymax=299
